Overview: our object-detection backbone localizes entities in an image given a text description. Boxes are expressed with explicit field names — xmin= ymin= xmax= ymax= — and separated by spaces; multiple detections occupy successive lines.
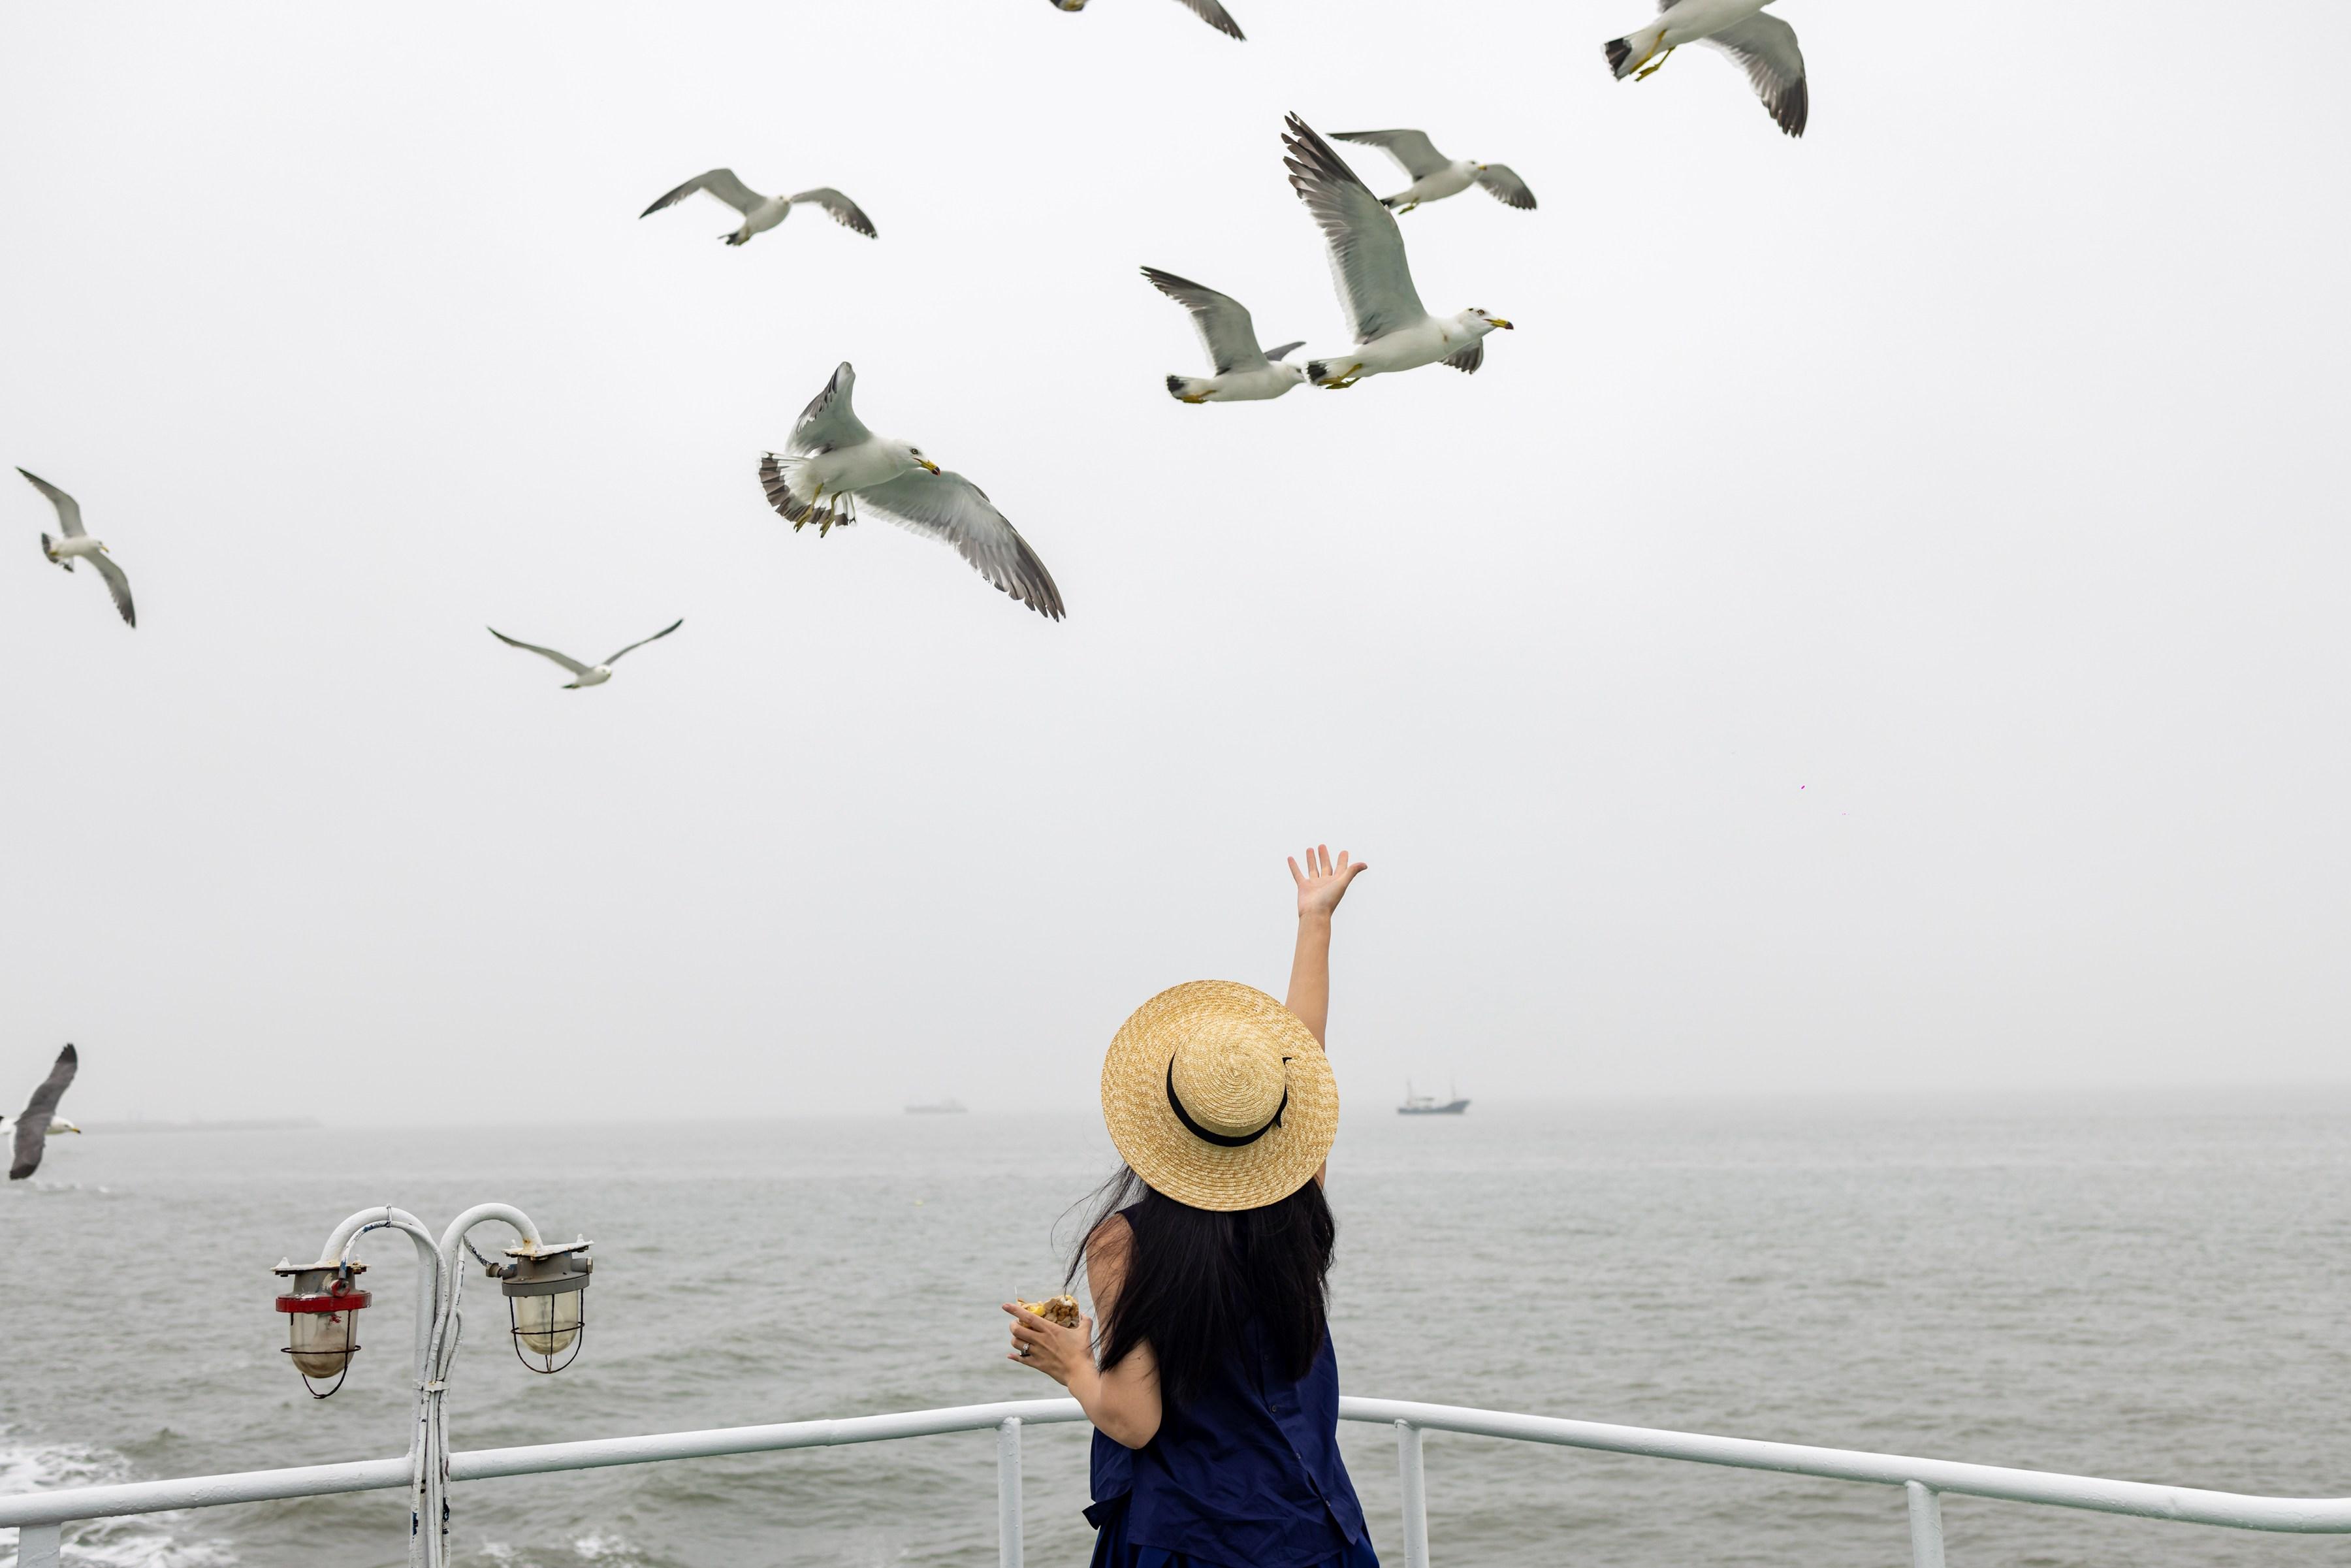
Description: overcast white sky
xmin=3 ymin=1 xmax=2347 ymax=1124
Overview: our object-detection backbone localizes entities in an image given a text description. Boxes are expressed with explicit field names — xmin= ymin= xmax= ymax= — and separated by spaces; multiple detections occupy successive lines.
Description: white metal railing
xmin=9 ymin=1394 xmax=2351 ymax=1568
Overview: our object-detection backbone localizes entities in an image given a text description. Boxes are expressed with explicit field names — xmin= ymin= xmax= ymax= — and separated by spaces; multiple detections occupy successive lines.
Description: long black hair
xmin=1063 ymin=1165 xmax=1336 ymax=1411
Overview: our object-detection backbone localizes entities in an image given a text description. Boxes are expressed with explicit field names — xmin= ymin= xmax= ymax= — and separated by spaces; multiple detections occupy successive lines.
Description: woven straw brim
xmin=1100 ymin=980 xmax=1339 ymax=1213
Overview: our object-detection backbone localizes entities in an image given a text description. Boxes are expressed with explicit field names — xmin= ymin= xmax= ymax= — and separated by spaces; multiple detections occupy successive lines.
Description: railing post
xmin=1396 ymin=1420 xmax=1431 ymax=1568
xmin=17 ymin=1523 xmax=63 ymax=1568
xmin=997 ymin=1416 xmax=1024 ymax=1568
xmin=1906 ymin=1480 xmax=1945 ymax=1568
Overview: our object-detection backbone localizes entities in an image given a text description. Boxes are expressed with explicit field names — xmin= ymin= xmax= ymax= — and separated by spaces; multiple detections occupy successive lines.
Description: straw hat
xmin=1100 ymin=980 xmax=1339 ymax=1213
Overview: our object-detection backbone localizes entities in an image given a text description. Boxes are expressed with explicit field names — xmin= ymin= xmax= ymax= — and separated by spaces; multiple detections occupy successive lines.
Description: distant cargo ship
xmin=904 ymin=1098 xmax=967 ymax=1115
xmin=1398 ymin=1081 xmax=1469 ymax=1116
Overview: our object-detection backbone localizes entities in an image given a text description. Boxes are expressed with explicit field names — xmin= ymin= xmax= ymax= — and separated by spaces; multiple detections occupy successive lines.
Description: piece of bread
xmin=1016 ymin=1294 xmax=1081 ymax=1328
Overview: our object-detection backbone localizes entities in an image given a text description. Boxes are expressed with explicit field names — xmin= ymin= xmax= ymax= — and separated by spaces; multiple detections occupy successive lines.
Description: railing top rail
xmin=4 ymin=1394 xmax=2348 ymax=1535
xmin=0 ymin=1400 xmax=1087 ymax=1529
xmin=1339 ymin=1398 xmax=2351 ymax=1534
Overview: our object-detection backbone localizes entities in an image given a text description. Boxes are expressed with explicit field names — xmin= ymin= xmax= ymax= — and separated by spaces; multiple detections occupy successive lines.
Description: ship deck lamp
xmin=273 ymin=1258 xmax=372 ymax=1397
xmin=496 ymin=1238 xmax=592 ymax=1373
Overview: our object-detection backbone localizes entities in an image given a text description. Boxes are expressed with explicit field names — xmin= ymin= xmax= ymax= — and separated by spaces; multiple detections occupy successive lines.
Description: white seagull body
xmin=8 ymin=1044 xmax=78 ymax=1182
xmin=20 ymin=469 xmax=135 ymax=627
xmin=1280 ymin=116 xmax=1513 ymax=390
xmin=488 ymin=619 xmax=682 ymax=688
xmin=640 ymin=169 xmax=877 ymax=246
xmin=1605 ymin=0 xmax=1808 ymax=138
xmin=759 ymin=362 xmax=1065 ymax=620
xmin=1330 ymin=130 xmax=1538 ymax=215
xmin=1142 ymin=267 xmax=1307 ymax=403
xmin=1049 ymin=0 xmax=1243 ymax=40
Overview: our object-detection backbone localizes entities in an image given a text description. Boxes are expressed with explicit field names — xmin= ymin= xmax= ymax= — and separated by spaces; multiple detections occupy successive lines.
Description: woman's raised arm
xmin=1285 ymin=844 xmax=1368 ymax=1048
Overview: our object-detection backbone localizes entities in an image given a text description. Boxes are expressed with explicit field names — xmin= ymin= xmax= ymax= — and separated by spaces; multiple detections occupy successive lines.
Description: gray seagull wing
xmin=10 ymin=1044 xmax=76 ymax=1181
xmin=641 ymin=168 xmax=765 ymax=219
xmin=1142 ymin=267 xmax=1270 ymax=376
xmin=1330 ymin=129 xmax=1450 ymax=181
xmin=1702 ymin=12 xmax=1807 ymax=136
xmin=788 ymin=188 xmax=878 ymax=238
xmin=18 ymin=469 xmax=84 ymax=538
xmin=88 ymin=551 xmax=135 ymax=626
xmin=1474 ymin=163 xmax=1538 ymax=210
xmin=1172 ymin=0 xmax=1245 ymax=39
xmin=601 ymin=618 xmax=683 ymax=666
xmin=791 ymin=362 xmax=875 ymax=456
xmin=855 ymin=469 xmax=1065 ymax=621
xmin=1262 ymin=341 xmax=1305 ymax=361
xmin=1283 ymin=114 xmax=1428 ymax=344
xmin=488 ymin=628 xmax=590 ymax=676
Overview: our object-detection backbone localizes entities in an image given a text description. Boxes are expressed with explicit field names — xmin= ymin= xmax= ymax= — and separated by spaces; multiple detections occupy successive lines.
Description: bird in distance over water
xmin=20 ymin=469 xmax=135 ymax=627
xmin=1330 ymin=129 xmax=1537 ymax=214
xmin=759 ymin=362 xmax=1065 ymax=620
xmin=639 ymin=170 xmax=877 ymax=247
xmin=1048 ymin=0 xmax=1243 ymax=40
xmin=1142 ymin=267 xmax=1307 ymax=403
xmin=1280 ymin=116 xmax=1513 ymax=389
xmin=8 ymin=1044 xmax=80 ymax=1181
xmin=1605 ymin=0 xmax=1808 ymax=138
xmin=488 ymin=619 xmax=682 ymax=688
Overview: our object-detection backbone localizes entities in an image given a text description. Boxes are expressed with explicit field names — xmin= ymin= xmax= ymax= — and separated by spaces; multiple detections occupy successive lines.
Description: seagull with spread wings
xmin=1330 ymin=129 xmax=1537 ymax=215
xmin=20 ymin=470 xmax=135 ymax=628
xmin=1048 ymin=0 xmax=1243 ymax=41
xmin=1281 ymin=116 xmax=1513 ymax=391
xmin=488 ymin=620 xmax=682 ymax=689
xmin=8 ymin=1044 xmax=80 ymax=1182
xmin=759 ymin=363 xmax=1065 ymax=620
xmin=639 ymin=170 xmax=877 ymax=247
xmin=1142 ymin=267 xmax=1307 ymax=403
xmin=1605 ymin=0 xmax=1808 ymax=138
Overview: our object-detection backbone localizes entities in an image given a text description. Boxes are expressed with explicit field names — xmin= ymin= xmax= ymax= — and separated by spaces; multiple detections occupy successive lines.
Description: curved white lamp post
xmin=271 ymin=1204 xmax=593 ymax=1568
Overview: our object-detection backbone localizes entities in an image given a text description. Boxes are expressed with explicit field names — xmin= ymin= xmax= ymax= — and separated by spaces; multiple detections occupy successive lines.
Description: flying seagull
xmin=1048 ymin=0 xmax=1243 ymax=40
xmin=639 ymin=170 xmax=877 ymax=247
xmin=20 ymin=470 xmax=135 ymax=627
xmin=1280 ymin=116 xmax=1513 ymax=390
xmin=8 ymin=1044 xmax=80 ymax=1181
xmin=1142 ymin=267 xmax=1307 ymax=403
xmin=1605 ymin=0 xmax=1807 ymax=138
xmin=488 ymin=619 xmax=682 ymax=688
xmin=758 ymin=362 xmax=1065 ymax=620
xmin=1329 ymin=130 xmax=1537 ymax=214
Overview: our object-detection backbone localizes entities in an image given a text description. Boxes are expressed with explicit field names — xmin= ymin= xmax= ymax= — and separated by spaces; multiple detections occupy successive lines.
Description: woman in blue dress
xmin=1006 ymin=844 xmax=1376 ymax=1568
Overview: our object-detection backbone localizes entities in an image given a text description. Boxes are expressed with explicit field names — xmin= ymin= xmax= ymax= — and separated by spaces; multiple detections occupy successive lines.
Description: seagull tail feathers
xmin=1166 ymin=374 xmax=1214 ymax=403
xmin=759 ymin=452 xmax=821 ymax=529
xmin=1606 ymin=25 xmax=1665 ymax=78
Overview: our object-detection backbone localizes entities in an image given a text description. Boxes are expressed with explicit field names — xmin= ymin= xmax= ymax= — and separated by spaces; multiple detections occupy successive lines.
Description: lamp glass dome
xmin=513 ymin=1289 xmax=582 ymax=1361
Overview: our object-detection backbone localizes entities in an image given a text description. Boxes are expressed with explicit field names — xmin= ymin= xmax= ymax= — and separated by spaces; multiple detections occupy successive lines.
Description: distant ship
xmin=904 ymin=1098 xmax=967 ymax=1115
xmin=1398 ymin=1081 xmax=1469 ymax=1116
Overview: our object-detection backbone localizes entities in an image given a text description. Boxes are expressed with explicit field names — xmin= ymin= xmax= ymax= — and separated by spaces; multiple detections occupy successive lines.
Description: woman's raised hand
xmin=1288 ymin=844 xmax=1368 ymax=921
xmin=1003 ymin=1302 xmax=1095 ymax=1387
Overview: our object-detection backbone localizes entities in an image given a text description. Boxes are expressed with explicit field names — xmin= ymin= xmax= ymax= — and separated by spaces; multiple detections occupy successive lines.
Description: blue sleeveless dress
xmin=1085 ymin=1315 xmax=1376 ymax=1568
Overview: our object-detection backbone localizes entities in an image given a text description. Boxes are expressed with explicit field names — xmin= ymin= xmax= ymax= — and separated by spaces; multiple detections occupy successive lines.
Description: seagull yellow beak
xmin=918 ymin=459 xmax=941 ymax=475
xmin=1490 ymin=318 xmax=1514 ymax=330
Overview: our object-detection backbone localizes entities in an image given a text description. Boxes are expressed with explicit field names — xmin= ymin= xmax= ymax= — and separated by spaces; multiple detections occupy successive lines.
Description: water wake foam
xmin=0 ymin=1435 xmax=235 ymax=1568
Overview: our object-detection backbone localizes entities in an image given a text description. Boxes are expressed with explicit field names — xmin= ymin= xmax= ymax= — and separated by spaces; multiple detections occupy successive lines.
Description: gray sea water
xmin=8 ymin=1093 xmax=2351 ymax=1568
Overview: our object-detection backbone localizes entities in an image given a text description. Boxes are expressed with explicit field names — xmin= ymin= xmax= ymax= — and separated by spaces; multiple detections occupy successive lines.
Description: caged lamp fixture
xmin=271 ymin=1258 xmax=372 ymax=1396
xmin=496 ymin=1238 xmax=593 ymax=1372
xmin=269 ymin=1204 xmax=594 ymax=1568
